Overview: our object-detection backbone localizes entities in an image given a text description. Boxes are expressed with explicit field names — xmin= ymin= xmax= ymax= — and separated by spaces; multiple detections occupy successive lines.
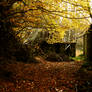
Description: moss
xmin=70 ymin=54 xmax=85 ymax=61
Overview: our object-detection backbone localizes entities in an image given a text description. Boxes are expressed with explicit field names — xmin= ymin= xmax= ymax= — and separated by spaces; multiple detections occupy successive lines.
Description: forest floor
xmin=0 ymin=56 xmax=92 ymax=92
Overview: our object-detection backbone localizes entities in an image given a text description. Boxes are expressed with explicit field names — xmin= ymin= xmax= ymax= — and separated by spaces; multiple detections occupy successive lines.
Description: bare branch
xmin=38 ymin=6 xmax=90 ymax=19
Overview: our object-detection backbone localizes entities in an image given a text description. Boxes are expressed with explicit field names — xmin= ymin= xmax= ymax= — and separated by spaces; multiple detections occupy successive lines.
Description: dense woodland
xmin=0 ymin=0 xmax=92 ymax=92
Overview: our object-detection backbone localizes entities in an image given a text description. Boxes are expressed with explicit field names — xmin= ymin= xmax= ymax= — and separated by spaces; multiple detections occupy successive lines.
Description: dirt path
xmin=0 ymin=57 xmax=92 ymax=92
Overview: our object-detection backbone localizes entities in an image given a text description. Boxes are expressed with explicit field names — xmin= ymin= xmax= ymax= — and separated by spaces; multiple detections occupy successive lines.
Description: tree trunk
xmin=0 ymin=2 xmax=30 ymax=61
xmin=84 ymin=24 xmax=92 ymax=61
xmin=0 ymin=4 xmax=16 ymax=57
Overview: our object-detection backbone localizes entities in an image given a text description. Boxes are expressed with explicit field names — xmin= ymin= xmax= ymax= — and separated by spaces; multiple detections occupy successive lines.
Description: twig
xmin=75 ymin=83 xmax=78 ymax=92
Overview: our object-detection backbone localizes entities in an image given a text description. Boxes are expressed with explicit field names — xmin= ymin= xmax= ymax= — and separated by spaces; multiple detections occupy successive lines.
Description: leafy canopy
xmin=10 ymin=0 xmax=92 ymax=43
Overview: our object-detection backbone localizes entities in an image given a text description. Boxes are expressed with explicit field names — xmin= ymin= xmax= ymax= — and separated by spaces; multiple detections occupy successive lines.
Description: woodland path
xmin=0 ymin=57 xmax=92 ymax=92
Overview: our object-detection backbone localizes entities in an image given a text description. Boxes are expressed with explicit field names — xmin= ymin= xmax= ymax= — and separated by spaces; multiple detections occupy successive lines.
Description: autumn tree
xmin=0 ymin=0 xmax=32 ymax=61
xmin=12 ymin=0 xmax=91 ymax=44
xmin=11 ymin=0 xmax=68 ymax=44
xmin=0 ymin=0 xmax=92 ymax=61
xmin=59 ymin=0 xmax=92 ymax=61
xmin=0 ymin=0 xmax=66 ymax=60
xmin=0 ymin=0 xmax=19 ymax=57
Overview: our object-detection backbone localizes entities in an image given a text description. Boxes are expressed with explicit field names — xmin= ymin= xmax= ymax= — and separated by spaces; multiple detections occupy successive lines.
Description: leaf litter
xmin=0 ymin=56 xmax=92 ymax=92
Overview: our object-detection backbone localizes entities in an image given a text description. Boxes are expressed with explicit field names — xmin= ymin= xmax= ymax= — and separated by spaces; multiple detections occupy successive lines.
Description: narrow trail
xmin=0 ymin=57 xmax=91 ymax=92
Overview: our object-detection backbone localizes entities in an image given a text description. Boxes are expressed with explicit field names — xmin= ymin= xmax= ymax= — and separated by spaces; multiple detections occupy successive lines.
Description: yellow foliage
xmin=11 ymin=0 xmax=91 ymax=43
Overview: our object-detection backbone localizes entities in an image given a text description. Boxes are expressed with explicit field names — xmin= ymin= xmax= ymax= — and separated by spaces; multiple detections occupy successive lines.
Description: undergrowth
xmin=70 ymin=54 xmax=85 ymax=61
